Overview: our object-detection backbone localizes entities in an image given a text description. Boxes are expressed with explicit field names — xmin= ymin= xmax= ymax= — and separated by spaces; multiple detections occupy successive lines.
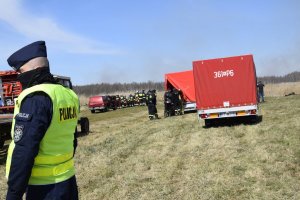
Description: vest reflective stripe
xmin=34 ymin=152 xmax=73 ymax=165
xmin=5 ymin=142 xmax=15 ymax=179
xmin=6 ymin=84 xmax=79 ymax=185
xmin=31 ymin=159 xmax=74 ymax=177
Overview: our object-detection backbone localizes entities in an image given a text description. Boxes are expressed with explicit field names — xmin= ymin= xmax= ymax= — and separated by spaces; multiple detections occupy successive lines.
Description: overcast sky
xmin=0 ymin=0 xmax=299 ymax=85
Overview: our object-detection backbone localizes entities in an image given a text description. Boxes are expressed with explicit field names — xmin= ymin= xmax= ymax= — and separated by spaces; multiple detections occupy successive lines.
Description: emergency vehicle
xmin=193 ymin=55 xmax=258 ymax=127
xmin=165 ymin=70 xmax=196 ymax=112
xmin=0 ymin=70 xmax=89 ymax=149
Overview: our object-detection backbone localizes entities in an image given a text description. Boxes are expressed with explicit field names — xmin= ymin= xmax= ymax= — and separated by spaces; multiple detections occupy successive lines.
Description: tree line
xmin=73 ymin=81 xmax=164 ymax=96
xmin=73 ymin=71 xmax=300 ymax=96
xmin=257 ymin=71 xmax=300 ymax=84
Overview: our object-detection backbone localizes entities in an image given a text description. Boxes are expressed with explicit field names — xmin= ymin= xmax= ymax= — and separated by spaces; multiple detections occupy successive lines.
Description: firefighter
xmin=172 ymin=88 xmax=183 ymax=115
xmin=257 ymin=81 xmax=265 ymax=102
xmin=5 ymin=41 xmax=79 ymax=199
xmin=141 ymin=90 xmax=146 ymax=105
xmin=128 ymin=94 xmax=134 ymax=107
xmin=120 ymin=95 xmax=127 ymax=108
xmin=134 ymin=91 xmax=139 ymax=106
xmin=164 ymin=89 xmax=174 ymax=117
xmin=146 ymin=90 xmax=158 ymax=120
xmin=116 ymin=95 xmax=121 ymax=108
xmin=152 ymin=90 xmax=158 ymax=118
xmin=138 ymin=90 xmax=144 ymax=105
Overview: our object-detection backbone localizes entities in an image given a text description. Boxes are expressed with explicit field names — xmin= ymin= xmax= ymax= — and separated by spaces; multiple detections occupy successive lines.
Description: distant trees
xmin=257 ymin=71 xmax=300 ymax=84
xmin=73 ymin=71 xmax=300 ymax=96
xmin=73 ymin=81 xmax=164 ymax=96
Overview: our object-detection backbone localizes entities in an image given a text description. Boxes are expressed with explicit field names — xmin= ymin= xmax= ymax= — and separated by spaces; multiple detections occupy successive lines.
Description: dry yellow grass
xmin=265 ymin=81 xmax=300 ymax=97
xmin=0 ymin=82 xmax=300 ymax=199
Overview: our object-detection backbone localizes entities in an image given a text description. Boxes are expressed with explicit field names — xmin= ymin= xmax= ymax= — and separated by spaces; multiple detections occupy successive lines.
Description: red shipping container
xmin=193 ymin=54 xmax=257 ymax=110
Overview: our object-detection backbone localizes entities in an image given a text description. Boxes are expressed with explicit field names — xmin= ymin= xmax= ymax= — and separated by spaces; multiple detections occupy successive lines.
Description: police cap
xmin=7 ymin=41 xmax=47 ymax=71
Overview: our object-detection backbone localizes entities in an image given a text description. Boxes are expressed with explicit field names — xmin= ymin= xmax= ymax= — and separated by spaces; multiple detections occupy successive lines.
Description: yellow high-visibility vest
xmin=6 ymin=84 xmax=79 ymax=185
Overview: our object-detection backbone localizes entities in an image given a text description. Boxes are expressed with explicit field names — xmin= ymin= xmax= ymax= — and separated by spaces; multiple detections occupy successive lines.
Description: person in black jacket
xmin=171 ymin=88 xmax=183 ymax=115
xmin=257 ymin=81 xmax=265 ymax=102
xmin=164 ymin=89 xmax=174 ymax=117
xmin=146 ymin=90 xmax=158 ymax=120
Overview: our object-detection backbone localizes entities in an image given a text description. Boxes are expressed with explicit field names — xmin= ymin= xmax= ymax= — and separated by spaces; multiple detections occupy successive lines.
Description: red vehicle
xmin=165 ymin=70 xmax=196 ymax=112
xmin=193 ymin=54 xmax=258 ymax=127
xmin=88 ymin=95 xmax=109 ymax=113
xmin=0 ymin=70 xmax=22 ymax=114
xmin=0 ymin=71 xmax=89 ymax=149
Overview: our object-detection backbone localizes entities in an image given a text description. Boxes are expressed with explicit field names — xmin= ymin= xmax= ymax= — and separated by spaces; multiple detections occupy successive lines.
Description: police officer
xmin=5 ymin=41 xmax=79 ymax=199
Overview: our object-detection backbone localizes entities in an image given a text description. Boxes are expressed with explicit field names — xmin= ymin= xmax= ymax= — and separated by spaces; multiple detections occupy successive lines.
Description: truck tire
xmin=91 ymin=110 xmax=95 ymax=114
xmin=80 ymin=117 xmax=90 ymax=135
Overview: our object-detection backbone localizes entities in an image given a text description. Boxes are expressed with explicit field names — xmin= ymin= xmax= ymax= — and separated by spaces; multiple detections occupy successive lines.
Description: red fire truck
xmin=0 ymin=70 xmax=89 ymax=149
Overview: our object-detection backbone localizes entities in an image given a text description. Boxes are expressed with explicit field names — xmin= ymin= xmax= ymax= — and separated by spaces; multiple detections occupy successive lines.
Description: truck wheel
xmin=91 ymin=110 xmax=95 ymax=114
xmin=80 ymin=117 xmax=90 ymax=135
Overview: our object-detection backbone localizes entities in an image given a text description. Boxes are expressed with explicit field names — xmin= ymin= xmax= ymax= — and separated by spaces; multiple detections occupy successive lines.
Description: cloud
xmin=0 ymin=0 xmax=120 ymax=55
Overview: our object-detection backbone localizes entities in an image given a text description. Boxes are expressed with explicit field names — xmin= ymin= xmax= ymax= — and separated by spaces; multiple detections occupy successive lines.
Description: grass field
xmin=0 ymin=83 xmax=300 ymax=199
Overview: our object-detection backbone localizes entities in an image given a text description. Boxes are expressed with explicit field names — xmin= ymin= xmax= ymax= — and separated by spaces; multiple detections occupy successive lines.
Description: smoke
xmin=257 ymin=41 xmax=300 ymax=76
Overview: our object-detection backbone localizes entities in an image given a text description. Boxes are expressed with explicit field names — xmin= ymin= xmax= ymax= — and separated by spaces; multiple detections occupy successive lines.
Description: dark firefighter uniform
xmin=171 ymin=88 xmax=183 ymax=115
xmin=257 ymin=81 xmax=265 ymax=102
xmin=6 ymin=41 xmax=79 ymax=199
xmin=164 ymin=90 xmax=174 ymax=117
xmin=146 ymin=90 xmax=158 ymax=119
